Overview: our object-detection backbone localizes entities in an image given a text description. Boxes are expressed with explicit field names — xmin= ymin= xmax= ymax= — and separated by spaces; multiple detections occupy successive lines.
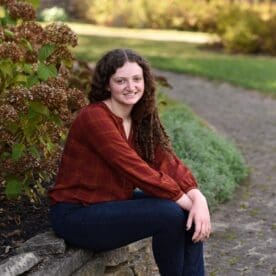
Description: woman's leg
xmin=133 ymin=190 xmax=205 ymax=276
xmin=49 ymin=196 xmax=204 ymax=276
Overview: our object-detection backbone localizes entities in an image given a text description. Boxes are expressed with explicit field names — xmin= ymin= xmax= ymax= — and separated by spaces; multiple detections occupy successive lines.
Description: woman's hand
xmin=186 ymin=189 xmax=211 ymax=243
xmin=175 ymin=193 xmax=193 ymax=211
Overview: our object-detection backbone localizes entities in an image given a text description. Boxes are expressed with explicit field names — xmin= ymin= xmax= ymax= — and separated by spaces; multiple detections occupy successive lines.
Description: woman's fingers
xmin=191 ymin=218 xmax=211 ymax=242
xmin=186 ymin=211 xmax=194 ymax=231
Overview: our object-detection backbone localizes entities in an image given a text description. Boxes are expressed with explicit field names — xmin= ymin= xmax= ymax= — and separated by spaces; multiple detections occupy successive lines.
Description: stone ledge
xmin=1 ymin=230 xmax=158 ymax=275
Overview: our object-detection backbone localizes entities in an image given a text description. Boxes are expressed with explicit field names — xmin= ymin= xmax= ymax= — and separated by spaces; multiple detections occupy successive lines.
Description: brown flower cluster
xmin=7 ymin=1 xmax=36 ymax=21
xmin=4 ymin=87 xmax=33 ymax=112
xmin=67 ymin=88 xmax=88 ymax=112
xmin=16 ymin=22 xmax=45 ymax=45
xmin=46 ymin=76 xmax=68 ymax=90
xmin=0 ymin=41 xmax=23 ymax=62
xmin=31 ymin=83 xmax=68 ymax=111
xmin=0 ymin=104 xmax=18 ymax=124
xmin=47 ymin=46 xmax=73 ymax=64
xmin=0 ymin=27 xmax=4 ymax=41
xmin=24 ymin=50 xmax=38 ymax=64
xmin=0 ymin=0 xmax=15 ymax=6
xmin=45 ymin=23 xmax=78 ymax=47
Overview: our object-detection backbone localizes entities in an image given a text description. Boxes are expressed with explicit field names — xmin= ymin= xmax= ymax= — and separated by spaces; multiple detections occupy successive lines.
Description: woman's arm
xmin=78 ymin=106 xmax=184 ymax=201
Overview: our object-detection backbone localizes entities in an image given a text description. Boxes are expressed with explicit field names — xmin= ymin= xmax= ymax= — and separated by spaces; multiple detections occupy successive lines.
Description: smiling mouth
xmin=123 ymin=92 xmax=138 ymax=96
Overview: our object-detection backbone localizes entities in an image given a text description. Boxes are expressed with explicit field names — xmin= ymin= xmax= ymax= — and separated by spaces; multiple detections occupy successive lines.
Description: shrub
xmin=260 ymin=13 xmax=276 ymax=55
xmin=216 ymin=6 xmax=265 ymax=54
xmin=161 ymin=104 xmax=248 ymax=210
xmin=0 ymin=0 xmax=87 ymax=201
xmin=38 ymin=7 xmax=69 ymax=22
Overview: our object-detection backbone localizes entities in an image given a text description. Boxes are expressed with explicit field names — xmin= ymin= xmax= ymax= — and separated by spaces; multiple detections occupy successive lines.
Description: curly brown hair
xmin=88 ymin=48 xmax=173 ymax=164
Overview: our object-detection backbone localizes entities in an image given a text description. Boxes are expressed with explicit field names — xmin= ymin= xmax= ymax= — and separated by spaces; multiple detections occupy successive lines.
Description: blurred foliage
xmin=38 ymin=7 xmax=69 ymax=22
xmin=71 ymin=0 xmax=276 ymax=55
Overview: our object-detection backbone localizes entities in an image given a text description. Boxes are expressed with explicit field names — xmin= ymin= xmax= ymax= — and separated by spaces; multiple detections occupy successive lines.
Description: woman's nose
xmin=126 ymin=81 xmax=135 ymax=91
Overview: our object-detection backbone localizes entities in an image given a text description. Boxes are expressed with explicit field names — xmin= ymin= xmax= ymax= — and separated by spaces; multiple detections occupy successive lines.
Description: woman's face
xmin=107 ymin=61 xmax=145 ymax=107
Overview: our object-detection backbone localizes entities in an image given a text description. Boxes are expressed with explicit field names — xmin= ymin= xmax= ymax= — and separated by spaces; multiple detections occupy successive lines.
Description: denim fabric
xmin=49 ymin=191 xmax=204 ymax=276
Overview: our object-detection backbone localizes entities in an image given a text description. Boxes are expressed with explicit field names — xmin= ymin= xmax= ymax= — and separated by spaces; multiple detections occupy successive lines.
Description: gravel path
xmin=156 ymin=70 xmax=276 ymax=276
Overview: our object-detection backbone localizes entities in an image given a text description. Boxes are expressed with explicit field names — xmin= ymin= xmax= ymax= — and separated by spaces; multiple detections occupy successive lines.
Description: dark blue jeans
xmin=49 ymin=191 xmax=204 ymax=276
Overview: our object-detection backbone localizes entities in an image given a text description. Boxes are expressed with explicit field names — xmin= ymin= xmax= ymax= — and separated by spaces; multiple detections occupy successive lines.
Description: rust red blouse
xmin=48 ymin=102 xmax=198 ymax=205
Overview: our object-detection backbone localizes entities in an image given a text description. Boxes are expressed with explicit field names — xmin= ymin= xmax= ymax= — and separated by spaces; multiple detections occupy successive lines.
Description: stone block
xmin=72 ymin=257 xmax=105 ymax=276
xmin=29 ymin=248 xmax=94 ymax=276
xmin=96 ymin=247 xmax=128 ymax=266
xmin=0 ymin=252 xmax=41 ymax=276
xmin=127 ymin=238 xmax=151 ymax=253
xmin=104 ymin=267 xmax=134 ymax=276
xmin=16 ymin=230 xmax=66 ymax=256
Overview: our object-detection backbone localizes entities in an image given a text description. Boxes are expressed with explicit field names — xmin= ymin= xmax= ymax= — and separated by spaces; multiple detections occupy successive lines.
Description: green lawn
xmin=73 ymin=35 xmax=276 ymax=97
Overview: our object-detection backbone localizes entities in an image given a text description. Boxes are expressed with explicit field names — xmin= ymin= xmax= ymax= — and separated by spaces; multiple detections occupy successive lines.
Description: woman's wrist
xmin=187 ymin=188 xmax=206 ymax=202
xmin=176 ymin=194 xmax=193 ymax=211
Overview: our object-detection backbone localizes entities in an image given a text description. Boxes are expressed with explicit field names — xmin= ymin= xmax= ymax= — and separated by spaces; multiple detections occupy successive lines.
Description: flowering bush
xmin=0 ymin=0 xmax=87 ymax=201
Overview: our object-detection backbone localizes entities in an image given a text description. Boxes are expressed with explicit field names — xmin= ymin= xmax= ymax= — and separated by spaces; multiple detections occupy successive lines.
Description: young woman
xmin=48 ymin=48 xmax=211 ymax=275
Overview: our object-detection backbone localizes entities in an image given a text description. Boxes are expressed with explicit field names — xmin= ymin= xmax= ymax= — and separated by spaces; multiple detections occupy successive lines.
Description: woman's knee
xmin=154 ymin=199 xmax=188 ymax=230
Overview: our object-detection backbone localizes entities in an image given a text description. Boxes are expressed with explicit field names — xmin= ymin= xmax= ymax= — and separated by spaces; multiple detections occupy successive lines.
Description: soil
xmin=1 ymin=70 xmax=276 ymax=276
xmin=0 ymin=191 xmax=51 ymax=260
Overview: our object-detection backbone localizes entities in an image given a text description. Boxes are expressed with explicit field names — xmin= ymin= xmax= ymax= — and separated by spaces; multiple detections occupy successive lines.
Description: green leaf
xmin=37 ymin=63 xmax=57 ymax=81
xmin=46 ymin=141 xmax=55 ymax=153
xmin=0 ymin=60 xmax=14 ymax=77
xmin=49 ymin=113 xmax=62 ymax=125
xmin=21 ymin=38 xmax=33 ymax=52
xmin=6 ymin=122 xmax=19 ymax=134
xmin=38 ymin=44 xmax=55 ymax=62
xmin=26 ymin=75 xmax=40 ymax=88
xmin=29 ymin=145 xmax=40 ymax=159
xmin=14 ymin=74 xmax=27 ymax=84
xmin=22 ymin=64 xmax=33 ymax=74
xmin=4 ymin=29 xmax=14 ymax=38
xmin=29 ymin=101 xmax=50 ymax=116
xmin=12 ymin=143 xmax=25 ymax=161
xmin=5 ymin=176 xmax=22 ymax=199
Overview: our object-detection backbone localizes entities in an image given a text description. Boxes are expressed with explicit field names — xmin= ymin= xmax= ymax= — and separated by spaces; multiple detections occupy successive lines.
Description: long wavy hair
xmin=88 ymin=48 xmax=173 ymax=164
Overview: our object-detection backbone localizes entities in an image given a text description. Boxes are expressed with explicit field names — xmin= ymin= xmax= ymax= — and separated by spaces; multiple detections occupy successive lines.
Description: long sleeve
xmin=77 ymin=105 xmax=183 ymax=201
xmin=153 ymin=145 xmax=198 ymax=193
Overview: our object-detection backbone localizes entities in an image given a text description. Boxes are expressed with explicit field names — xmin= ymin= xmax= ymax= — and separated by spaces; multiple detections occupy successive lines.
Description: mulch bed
xmin=0 ymin=191 xmax=51 ymax=261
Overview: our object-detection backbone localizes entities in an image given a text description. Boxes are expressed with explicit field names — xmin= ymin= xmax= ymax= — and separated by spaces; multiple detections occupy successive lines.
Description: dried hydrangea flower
xmin=45 ymin=23 xmax=78 ymax=47
xmin=5 ymin=87 xmax=33 ymax=112
xmin=0 ymin=104 xmax=18 ymax=123
xmin=0 ymin=41 xmax=23 ymax=62
xmin=67 ymin=88 xmax=87 ymax=111
xmin=0 ymin=0 xmax=15 ymax=6
xmin=47 ymin=46 xmax=73 ymax=64
xmin=46 ymin=76 xmax=68 ymax=90
xmin=24 ymin=50 xmax=38 ymax=63
xmin=16 ymin=22 xmax=45 ymax=45
xmin=7 ymin=1 xmax=36 ymax=21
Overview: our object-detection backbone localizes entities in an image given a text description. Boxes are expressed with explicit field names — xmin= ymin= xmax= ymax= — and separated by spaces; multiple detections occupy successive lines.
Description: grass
xmin=159 ymin=95 xmax=249 ymax=210
xmin=72 ymin=33 xmax=276 ymax=97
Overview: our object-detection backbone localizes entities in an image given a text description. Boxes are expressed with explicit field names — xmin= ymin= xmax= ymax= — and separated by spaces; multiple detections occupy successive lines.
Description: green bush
xmin=216 ymin=7 xmax=264 ymax=54
xmin=0 ymin=1 xmax=87 ymax=201
xmin=260 ymin=13 xmax=276 ymax=55
xmin=161 ymin=104 xmax=248 ymax=210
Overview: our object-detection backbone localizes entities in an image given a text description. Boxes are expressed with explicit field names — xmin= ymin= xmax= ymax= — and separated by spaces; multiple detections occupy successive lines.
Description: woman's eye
xmin=133 ymin=77 xmax=142 ymax=82
xmin=116 ymin=79 xmax=125 ymax=84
